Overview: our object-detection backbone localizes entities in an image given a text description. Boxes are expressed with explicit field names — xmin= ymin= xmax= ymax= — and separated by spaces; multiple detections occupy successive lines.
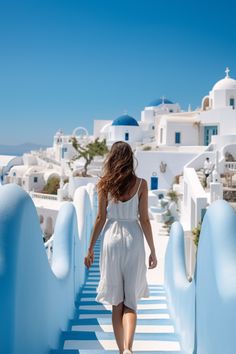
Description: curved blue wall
xmin=0 ymin=183 xmax=95 ymax=354
xmin=165 ymin=222 xmax=195 ymax=354
xmin=196 ymin=200 xmax=236 ymax=354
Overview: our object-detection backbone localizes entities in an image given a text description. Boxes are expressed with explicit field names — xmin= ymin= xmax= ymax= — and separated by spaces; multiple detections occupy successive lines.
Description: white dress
xmin=96 ymin=178 xmax=149 ymax=311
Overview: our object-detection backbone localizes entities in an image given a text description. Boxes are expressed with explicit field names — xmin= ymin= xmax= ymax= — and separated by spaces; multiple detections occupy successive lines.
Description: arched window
xmin=202 ymin=97 xmax=210 ymax=111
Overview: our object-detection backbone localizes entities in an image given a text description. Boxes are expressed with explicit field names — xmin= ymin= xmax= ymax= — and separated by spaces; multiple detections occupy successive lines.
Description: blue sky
xmin=0 ymin=0 xmax=236 ymax=145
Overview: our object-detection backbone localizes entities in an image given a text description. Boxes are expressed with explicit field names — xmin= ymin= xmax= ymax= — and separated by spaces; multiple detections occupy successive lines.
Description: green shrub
xmin=167 ymin=190 xmax=179 ymax=203
xmin=42 ymin=176 xmax=60 ymax=195
xmin=71 ymin=137 xmax=108 ymax=176
xmin=225 ymin=151 xmax=235 ymax=162
xmin=142 ymin=146 xmax=152 ymax=151
xmin=192 ymin=222 xmax=202 ymax=247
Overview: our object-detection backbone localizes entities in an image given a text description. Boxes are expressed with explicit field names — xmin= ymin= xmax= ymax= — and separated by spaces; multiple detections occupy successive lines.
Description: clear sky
xmin=0 ymin=0 xmax=236 ymax=145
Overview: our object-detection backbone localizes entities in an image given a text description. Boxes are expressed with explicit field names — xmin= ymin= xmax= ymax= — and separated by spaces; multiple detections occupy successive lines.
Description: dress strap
xmin=136 ymin=178 xmax=142 ymax=194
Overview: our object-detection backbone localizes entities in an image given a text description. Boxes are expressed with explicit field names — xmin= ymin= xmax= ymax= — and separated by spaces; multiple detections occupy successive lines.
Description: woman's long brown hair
xmin=97 ymin=141 xmax=137 ymax=202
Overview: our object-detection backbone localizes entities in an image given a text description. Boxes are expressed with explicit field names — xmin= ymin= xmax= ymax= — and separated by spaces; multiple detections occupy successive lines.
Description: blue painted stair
xmin=51 ymin=242 xmax=182 ymax=353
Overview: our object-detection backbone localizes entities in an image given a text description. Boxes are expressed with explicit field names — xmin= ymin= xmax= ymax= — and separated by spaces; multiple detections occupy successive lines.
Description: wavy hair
xmin=97 ymin=141 xmax=137 ymax=202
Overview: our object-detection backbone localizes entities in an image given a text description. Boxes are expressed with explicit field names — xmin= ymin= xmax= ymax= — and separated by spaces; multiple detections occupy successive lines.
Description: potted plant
xmin=167 ymin=189 xmax=179 ymax=203
xmin=192 ymin=222 xmax=202 ymax=247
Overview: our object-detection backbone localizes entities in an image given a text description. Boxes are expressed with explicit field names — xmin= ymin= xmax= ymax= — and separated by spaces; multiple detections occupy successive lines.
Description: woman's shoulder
xmin=137 ymin=176 xmax=147 ymax=184
xmin=137 ymin=177 xmax=148 ymax=192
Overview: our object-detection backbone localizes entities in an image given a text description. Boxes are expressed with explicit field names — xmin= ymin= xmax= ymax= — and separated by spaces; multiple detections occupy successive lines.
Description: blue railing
xmin=0 ymin=183 xmax=96 ymax=354
xmin=195 ymin=200 xmax=236 ymax=354
xmin=1 ymin=183 xmax=236 ymax=354
xmin=165 ymin=200 xmax=236 ymax=354
xmin=164 ymin=222 xmax=195 ymax=354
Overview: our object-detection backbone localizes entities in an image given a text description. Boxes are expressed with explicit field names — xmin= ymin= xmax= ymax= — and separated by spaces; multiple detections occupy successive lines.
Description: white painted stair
xmin=51 ymin=240 xmax=182 ymax=354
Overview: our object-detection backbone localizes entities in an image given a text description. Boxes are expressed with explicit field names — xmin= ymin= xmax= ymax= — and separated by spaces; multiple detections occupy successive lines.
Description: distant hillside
xmin=0 ymin=143 xmax=49 ymax=156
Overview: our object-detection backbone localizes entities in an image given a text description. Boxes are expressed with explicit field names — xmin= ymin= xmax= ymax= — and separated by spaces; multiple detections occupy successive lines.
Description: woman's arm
xmin=84 ymin=189 xmax=107 ymax=268
xmin=138 ymin=179 xmax=157 ymax=269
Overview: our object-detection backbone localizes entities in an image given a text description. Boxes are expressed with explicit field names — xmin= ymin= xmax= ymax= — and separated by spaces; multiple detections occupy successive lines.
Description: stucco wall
xmin=199 ymin=107 xmax=236 ymax=136
xmin=135 ymin=150 xmax=198 ymax=190
xmin=165 ymin=122 xmax=199 ymax=146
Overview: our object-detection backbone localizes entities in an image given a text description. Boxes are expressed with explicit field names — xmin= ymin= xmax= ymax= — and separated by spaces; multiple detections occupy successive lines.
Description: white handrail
xmin=225 ymin=162 xmax=236 ymax=171
xmin=30 ymin=191 xmax=58 ymax=201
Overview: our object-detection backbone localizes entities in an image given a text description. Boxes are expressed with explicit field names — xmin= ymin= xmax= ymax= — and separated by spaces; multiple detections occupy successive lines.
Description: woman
xmin=84 ymin=141 xmax=157 ymax=354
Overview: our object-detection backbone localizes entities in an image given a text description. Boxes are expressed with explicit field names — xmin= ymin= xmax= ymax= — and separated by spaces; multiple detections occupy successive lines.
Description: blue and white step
xmin=51 ymin=244 xmax=182 ymax=353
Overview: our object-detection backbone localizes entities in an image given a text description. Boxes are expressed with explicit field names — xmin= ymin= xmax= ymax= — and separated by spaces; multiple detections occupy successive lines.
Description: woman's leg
xmin=112 ymin=302 xmax=124 ymax=354
xmin=122 ymin=304 xmax=137 ymax=352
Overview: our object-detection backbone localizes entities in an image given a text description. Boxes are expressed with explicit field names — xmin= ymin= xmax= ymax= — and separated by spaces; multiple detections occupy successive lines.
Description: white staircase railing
xmin=225 ymin=161 xmax=236 ymax=171
xmin=30 ymin=191 xmax=58 ymax=201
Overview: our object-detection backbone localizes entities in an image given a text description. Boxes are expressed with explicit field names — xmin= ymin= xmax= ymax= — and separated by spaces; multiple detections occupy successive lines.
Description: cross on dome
xmin=225 ymin=67 xmax=230 ymax=78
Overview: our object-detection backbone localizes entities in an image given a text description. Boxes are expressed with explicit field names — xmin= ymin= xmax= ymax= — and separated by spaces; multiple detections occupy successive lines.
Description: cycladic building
xmin=157 ymin=68 xmax=236 ymax=146
xmin=93 ymin=97 xmax=180 ymax=146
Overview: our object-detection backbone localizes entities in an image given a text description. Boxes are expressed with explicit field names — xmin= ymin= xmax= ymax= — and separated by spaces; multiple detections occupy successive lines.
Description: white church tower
xmin=202 ymin=67 xmax=236 ymax=110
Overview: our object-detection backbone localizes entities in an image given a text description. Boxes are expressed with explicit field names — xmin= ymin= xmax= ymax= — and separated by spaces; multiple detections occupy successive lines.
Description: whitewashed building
xmin=94 ymin=98 xmax=180 ymax=146
xmin=2 ymin=67 xmax=236 ymax=237
xmin=156 ymin=68 xmax=236 ymax=146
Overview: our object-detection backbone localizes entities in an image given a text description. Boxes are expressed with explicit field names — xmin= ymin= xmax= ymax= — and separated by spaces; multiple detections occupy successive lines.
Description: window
xmin=61 ymin=147 xmax=68 ymax=158
xmin=13 ymin=172 xmax=16 ymax=176
xmin=175 ymin=132 xmax=181 ymax=144
xmin=169 ymin=109 xmax=173 ymax=113
xmin=125 ymin=132 xmax=129 ymax=141
xmin=152 ymin=125 xmax=155 ymax=130
xmin=34 ymin=177 xmax=38 ymax=183
xmin=229 ymin=98 xmax=235 ymax=109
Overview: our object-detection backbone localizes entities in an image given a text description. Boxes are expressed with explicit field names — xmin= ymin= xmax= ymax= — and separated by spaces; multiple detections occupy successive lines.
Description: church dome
xmin=146 ymin=97 xmax=174 ymax=107
xmin=112 ymin=114 xmax=139 ymax=126
xmin=212 ymin=68 xmax=236 ymax=91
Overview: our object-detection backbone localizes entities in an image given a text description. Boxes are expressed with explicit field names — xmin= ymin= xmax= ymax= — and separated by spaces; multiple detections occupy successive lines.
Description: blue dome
xmin=112 ymin=114 xmax=139 ymax=126
xmin=147 ymin=98 xmax=174 ymax=107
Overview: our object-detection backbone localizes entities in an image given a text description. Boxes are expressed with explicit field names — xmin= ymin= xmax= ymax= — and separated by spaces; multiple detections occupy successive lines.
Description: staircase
xmin=195 ymin=168 xmax=205 ymax=186
xmin=51 ymin=241 xmax=182 ymax=354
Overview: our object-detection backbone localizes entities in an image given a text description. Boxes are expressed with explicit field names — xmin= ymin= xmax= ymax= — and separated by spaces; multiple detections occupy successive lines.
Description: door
xmin=204 ymin=126 xmax=218 ymax=145
xmin=151 ymin=176 xmax=158 ymax=190
xmin=125 ymin=132 xmax=129 ymax=141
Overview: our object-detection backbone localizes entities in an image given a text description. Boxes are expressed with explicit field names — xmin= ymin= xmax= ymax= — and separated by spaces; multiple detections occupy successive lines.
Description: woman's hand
xmin=148 ymin=252 xmax=157 ymax=269
xmin=84 ymin=249 xmax=94 ymax=268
